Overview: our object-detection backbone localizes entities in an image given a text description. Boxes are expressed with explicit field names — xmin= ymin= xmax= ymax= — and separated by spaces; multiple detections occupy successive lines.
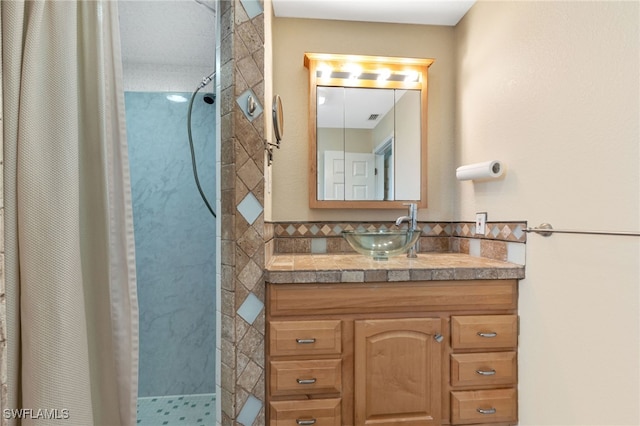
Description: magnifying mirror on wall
xmin=266 ymin=95 xmax=284 ymax=165
xmin=273 ymin=94 xmax=284 ymax=144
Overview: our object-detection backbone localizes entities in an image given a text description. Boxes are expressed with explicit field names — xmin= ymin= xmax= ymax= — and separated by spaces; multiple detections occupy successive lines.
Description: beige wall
xmin=270 ymin=18 xmax=456 ymax=221
xmin=455 ymin=2 xmax=639 ymax=424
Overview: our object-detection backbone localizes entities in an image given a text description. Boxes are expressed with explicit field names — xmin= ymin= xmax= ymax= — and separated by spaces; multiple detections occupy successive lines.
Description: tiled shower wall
xmin=219 ymin=0 xmax=267 ymax=424
xmin=125 ymin=91 xmax=217 ymax=397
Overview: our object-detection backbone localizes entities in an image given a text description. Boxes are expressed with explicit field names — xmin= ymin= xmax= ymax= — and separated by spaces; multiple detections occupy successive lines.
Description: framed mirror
xmin=305 ymin=53 xmax=434 ymax=209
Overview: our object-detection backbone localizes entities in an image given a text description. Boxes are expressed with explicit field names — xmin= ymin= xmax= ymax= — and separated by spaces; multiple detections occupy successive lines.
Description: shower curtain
xmin=2 ymin=1 xmax=138 ymax=425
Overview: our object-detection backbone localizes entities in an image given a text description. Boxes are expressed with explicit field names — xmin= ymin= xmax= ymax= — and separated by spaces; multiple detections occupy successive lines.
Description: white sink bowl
xmin=342 ymin=229 xmax=421 ymax=261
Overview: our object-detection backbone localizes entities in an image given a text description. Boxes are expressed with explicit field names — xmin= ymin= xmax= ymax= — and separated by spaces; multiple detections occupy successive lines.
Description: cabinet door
xmin=354 ymin=318 xmax=442 ymax=426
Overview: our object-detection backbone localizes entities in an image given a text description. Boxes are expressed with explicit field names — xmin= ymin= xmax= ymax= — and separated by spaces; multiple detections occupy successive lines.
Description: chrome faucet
xmin=395 ymin=202 xmax=419 ymax=258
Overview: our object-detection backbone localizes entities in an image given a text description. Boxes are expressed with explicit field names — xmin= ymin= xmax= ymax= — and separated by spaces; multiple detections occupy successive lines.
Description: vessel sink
xmin=342 ymin=229 xmax=421 ymax=260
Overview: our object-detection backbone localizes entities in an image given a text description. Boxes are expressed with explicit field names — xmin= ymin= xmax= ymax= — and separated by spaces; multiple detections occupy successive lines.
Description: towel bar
xmin=524 ymin=223 xmax=640 ymax=237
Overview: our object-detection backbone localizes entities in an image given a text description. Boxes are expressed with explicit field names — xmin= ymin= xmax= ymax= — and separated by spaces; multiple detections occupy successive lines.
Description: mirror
xmin=273 ymin=94 xmax=284 ymax=144
xmin=266 ymin=94 xmax=284 ymax=166
xmin=305 ymin=53 xmax=433 ymax=209
xmin=317 ymin=87 xmax=421 ymax=201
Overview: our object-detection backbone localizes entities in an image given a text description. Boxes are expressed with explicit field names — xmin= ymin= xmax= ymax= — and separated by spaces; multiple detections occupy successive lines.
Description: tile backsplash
xmin=265 ymin=221 xmax=527 ymax=265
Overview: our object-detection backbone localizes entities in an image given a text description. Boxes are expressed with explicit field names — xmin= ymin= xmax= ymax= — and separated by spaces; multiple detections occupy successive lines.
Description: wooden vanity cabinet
xmin=266 ymin=280 xmax=519 ymax=426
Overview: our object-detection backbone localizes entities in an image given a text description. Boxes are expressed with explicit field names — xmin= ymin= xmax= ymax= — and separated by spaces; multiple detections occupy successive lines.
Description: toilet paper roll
xmin=456 ymin=160 xmax=504 ymax=181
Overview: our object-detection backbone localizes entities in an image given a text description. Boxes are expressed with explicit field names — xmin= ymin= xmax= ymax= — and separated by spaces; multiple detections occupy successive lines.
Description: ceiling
xmin=118 ymin=1 xmax=216 ymax=69
xmin=271 ymin=0 xmax=476 ymax=26
xmin=117 ymin=0 xmax=475 ymax=71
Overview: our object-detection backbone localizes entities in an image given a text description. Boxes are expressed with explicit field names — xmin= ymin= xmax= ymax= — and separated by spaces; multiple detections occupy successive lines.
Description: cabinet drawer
xmin=451 ymin=352 xmax=517 ymax=387
xmin=269 ymin=281 xmax=517 ymax=316
xmin=270 ymin=359 xmax=342 ymax=396
xmin=269 ymin=398 xmax=341 ymax=426
xmin=269 ymin=320 xmax=342 ymax=356
xmin=451 ymin=315 xmax=518 ymax=350
xmin=451 ymin=388 xmax=517 ymax=425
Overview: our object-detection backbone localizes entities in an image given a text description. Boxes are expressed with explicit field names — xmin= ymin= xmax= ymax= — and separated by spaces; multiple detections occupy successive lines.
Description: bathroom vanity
xmin=265 ymin=254 xmax=523 ymax=426
xmin=264 ymin=50 xmax=524 ymax=426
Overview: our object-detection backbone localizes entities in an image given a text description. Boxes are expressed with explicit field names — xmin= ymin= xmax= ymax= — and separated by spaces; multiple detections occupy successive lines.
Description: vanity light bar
xmin=377 ymin=69 xmax=392 ymax=81
xmin=316 ymin=69 xmax=420 ymax=82
xmin=306 ymin=53 xmax=432 ymax=84
xmin=404 ymin=71 xmax=420 ymax=82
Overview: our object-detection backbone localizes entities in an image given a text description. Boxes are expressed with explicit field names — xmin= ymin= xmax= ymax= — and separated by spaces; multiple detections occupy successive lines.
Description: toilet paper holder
xmin=456 ymin=160 xmax=504 ymax=181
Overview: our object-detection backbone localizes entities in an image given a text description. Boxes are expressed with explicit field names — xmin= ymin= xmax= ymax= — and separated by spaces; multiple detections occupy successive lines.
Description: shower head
xmin=203 ymin=93 xmax=215 ymax=104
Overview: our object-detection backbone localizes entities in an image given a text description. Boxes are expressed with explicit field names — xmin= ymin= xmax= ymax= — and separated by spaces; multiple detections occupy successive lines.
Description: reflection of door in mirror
xmin=346 ymin=152 xmax=375 ymax=200
xmin=322 ymin=151 xmax=376 ymax=200
xmin=316 ymin=87 xmax=420 ymax=201
xmin=323 ymin=150 xmax=344 ymax=200
xmin=374 ymin=136 xmax=393 ymax=200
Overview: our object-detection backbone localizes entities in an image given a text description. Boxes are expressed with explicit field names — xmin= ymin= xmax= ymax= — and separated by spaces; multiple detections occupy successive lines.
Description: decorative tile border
xmin=453 ymin=222 xmax=527 ymax=242
xmin=272 ymin=221 xmax=453 ymax=238
xmin=271 ymin=221 xmax=526 ymax=242
xmin=266 ymin=221 xmax=527 ymax=264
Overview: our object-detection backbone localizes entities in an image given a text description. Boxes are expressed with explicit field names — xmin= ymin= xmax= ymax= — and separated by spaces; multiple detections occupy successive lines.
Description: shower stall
xmin=118 ymin=1 xmax=220 ymax=424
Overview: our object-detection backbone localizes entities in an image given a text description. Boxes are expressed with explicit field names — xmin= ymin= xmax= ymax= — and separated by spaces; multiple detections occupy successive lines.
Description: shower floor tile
xmin=137 ymin=394 xmax=215 ymax=426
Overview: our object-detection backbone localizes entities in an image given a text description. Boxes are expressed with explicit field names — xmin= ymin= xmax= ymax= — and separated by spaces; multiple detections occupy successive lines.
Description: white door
xmin=323 ymin=150 xmax=345 ymax=200
xmin=345 ymin=152 xmax=375 ymax=200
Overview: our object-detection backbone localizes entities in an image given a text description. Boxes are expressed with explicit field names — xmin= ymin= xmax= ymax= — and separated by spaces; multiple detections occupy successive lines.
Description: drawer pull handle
xmin=296 ymin=419 xmax=317 ymax=425
xmin=477 ymin=408 xmax=497 ymax=415
xmin=477 ymin=331 xmax=498 ymax=338
xmin=476 ymin=368 xmax=497 ymax=376
xmin=296 ymin=338 xmax=316 ymax=344
xmin=296 ymin=378 xmax=317 ymax=385
xmin=434 ymin=333 xmax=444 ymax=343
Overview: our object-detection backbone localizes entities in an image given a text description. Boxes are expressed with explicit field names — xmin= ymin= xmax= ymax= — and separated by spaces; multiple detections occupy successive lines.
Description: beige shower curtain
xmin=2 ymin=1 xmax=138 ymax=425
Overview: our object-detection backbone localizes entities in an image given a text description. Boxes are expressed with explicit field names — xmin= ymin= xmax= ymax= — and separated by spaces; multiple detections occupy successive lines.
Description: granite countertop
xmin=266 ymin=253 xmax=525 ymax=284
